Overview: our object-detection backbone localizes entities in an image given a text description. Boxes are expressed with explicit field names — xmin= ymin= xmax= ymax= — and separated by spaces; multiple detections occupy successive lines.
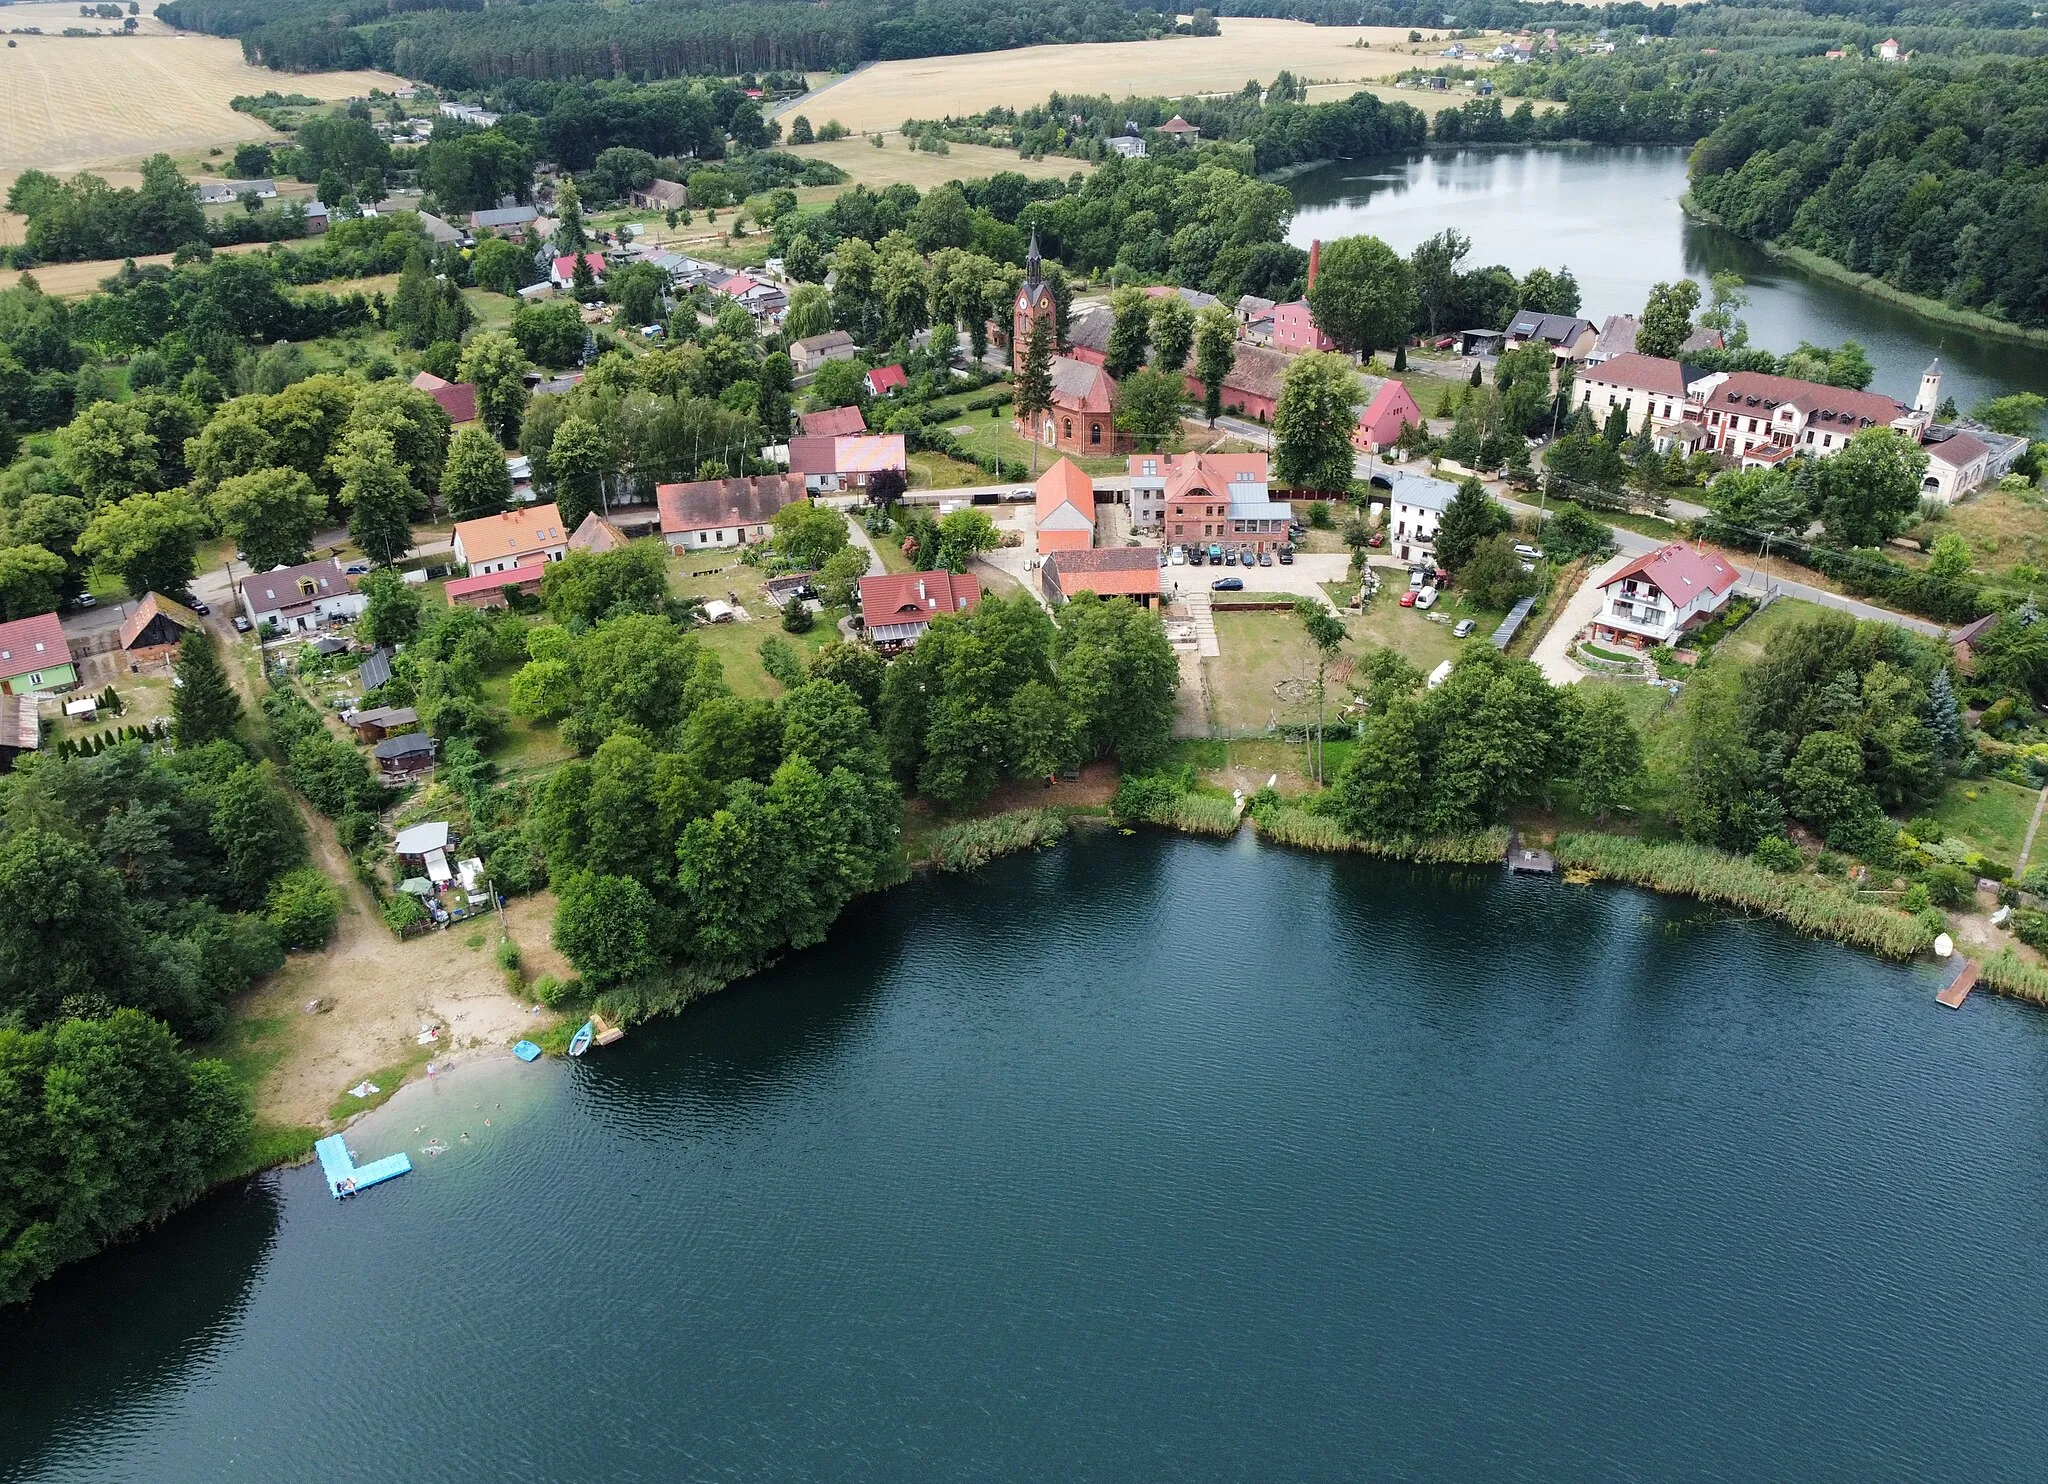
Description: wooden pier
xmin=1508 ymin=845 xmax=1557 ymax=876
xmin=1937 ymin=960 xmax=1978 ymax=1009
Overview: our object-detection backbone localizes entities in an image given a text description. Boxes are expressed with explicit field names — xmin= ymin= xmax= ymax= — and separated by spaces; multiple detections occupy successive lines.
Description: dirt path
xmin=207 ymin=620 xmax=565 ymax=1130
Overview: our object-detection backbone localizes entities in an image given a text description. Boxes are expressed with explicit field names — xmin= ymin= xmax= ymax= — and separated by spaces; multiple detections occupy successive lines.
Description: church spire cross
xmin=1026 ymin=228 xmax=1042 ymax=283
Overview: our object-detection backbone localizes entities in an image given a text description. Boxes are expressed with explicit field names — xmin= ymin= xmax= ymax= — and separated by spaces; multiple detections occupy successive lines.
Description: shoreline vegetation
xmin=1679 ymin=195 xmax=2048 ymax=351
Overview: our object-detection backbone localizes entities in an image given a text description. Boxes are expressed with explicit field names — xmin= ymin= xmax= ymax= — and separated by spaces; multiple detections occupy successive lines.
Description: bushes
xmin=1922 ymin=863 xmax=1977 ymax=909
xmin=266 ymin=867 xmax=341 ymax=950
xmin=1552 ymin=834 xmax=1937 ymax=960
xmin=2012 ymin=909 xmax=2048 ymax=955
xmin=1751 ymin=835 xmax=1802 ymax=872
xmin=381 ymin=892 xmax=429 ymax=936
xmin=1251 ymin=799 xmax=1510 ymax=861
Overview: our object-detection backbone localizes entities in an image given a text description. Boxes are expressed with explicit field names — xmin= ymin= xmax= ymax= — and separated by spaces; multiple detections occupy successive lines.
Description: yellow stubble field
xmin=780 ymin=19 xmax=1491 ymax=134
xmin=0 ymin=29 xmax=403 ymax=177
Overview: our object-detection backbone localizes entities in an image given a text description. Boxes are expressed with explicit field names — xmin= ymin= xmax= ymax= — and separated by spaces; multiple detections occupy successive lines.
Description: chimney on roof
xmin=1307 ymin=239 xmax=1320 ymax=292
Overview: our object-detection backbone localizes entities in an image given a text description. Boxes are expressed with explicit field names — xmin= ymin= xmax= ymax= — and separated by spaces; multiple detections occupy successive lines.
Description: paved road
xmin=1531 ymin=551 xmax=1634 ymax=685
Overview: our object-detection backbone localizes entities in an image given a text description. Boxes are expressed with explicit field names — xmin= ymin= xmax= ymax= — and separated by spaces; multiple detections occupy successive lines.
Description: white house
xmin=1573 ymin=352 xmax=1700 ymax=452
xmin=451 ymin=504 xmax=570 ymax=575
xmin=239 ymin=557 xmax=367 ymax=634
xmin=1593 ymin=543 xmax=1741 ymax=648
xmin=1380 ymin=471 xmax=1459 ymax=565
xmin=656 ymin=474 xmax=804 ymax=551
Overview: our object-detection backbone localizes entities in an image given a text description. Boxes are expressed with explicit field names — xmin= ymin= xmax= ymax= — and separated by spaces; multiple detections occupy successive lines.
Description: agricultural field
xmin=777 ymin=20 xmax=1478 ymax=135
xmin=780 ymin=135 xmax=1088 ymax=192
xmin=0 ymin=26 xmax=401 ymax=177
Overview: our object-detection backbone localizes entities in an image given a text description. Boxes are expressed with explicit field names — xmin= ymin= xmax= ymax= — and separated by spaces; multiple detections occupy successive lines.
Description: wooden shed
xmin=118 ymin=593 xmax=201 ymax=668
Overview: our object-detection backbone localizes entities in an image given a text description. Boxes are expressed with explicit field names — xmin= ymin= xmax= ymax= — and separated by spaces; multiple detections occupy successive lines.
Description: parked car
xmin=1207 ymin=544 xmax=1223 ymax=563
xmin=1188 ymin=548 xmax=1204 ymax=566
xmin=1212 ymin=576 xmax=1244 ymax=591
xmin=1257 ymin=550 xmax=1273 ymax=567
xmin=1416 ymin=585 xmax=1438 ymax=610
xmin=1453 ymin=618 xmax=1476 ymax=638
xmin=191 ymin=600 xmax=211 ymax=616
xmin=1277 ymin=548 xmax=1294 ymax=565
xmin=1168 ymin=546 xmax=1186 ymax=566
xmin=1368 ymin=531 xmax=1385 ymax=547
xmin=1513 ymin=543 xmax=1543 ymax=561
xmin=1223 ymin=549 xmax=1238 ymax=566
xmin=344 ymin=562 xmax=371 ymax=576
xmin=1012 ymin=489 xmax=1034 ymax=502
xmin=232 ymin=615 xmax=252 ymax=632
xmin=71 ymin=593 xmax=97 ymax=610
xmin=1399 ymin=589 xmax=1418 ymax=608
xmin=1409 ymin=568 xmax=1427 ymax=589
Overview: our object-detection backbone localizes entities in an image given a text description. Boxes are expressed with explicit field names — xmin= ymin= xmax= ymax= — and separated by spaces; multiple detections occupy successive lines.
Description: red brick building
xmin=1012 ymin=232 xmax=1128 ymax=457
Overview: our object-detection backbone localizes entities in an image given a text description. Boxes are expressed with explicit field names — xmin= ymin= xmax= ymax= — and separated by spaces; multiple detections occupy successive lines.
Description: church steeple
xmin=1026 ymin=228 xmax=1042 ymax=284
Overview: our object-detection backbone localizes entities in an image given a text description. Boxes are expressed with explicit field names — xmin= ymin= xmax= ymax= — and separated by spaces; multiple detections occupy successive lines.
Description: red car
xmin=1398 ymin=589 xmax=1418 ymax=608
xmin=1367 ymin=532 xmax=1385 ymax=547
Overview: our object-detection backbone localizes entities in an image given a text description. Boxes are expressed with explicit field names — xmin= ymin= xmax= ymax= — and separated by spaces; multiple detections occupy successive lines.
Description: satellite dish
xmin=1934 ymin=933 xmax=1955 ymax=959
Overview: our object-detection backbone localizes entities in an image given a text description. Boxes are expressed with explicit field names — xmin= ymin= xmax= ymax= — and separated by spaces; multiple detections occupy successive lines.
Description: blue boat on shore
xmin=513 ymin=1040 xmax=541 ymax=1062
xmin=567 ymin=1022 xmax=593 ymax=1057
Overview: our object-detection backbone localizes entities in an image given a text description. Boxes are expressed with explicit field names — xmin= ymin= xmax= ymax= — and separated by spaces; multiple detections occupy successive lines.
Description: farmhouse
xmin=1034 ymin=458 xmax=1098 ymax=553
xmin=787 ymin=434 xmax=907 ymax=493
xmin=0 ymin=612 xmax=75 ymax=695
xmin=550 ymin=251 xmax=606 ymax=289
xmin=568 ymin=512 xmax=630 ymax=553
xmin=1504 ymin=311 xmax=1598 ymax=359
xmin=1352 ymin=380 xmax=1423 ymax=454
xmin=445 ymin=561 xmax=546 ymax=609
xmin=630 ymin=179 xmax=689 ymax=212
xmin=1040 ymin=547 xmax=1161 ymax=608
xmin=799 ymin=405 xmax=867 ymax=438
xmin=470 ymin=203 xmax=539 ymax=236
xmin=790 ymin=330 xmax=857 ymax=374
xmin=858 ymin=570 xmax=980 ymax=650
xmin=410 ymin=371 xmax=479 ymax=427
xmin=864 ymin=364 xmax=908 ymax=398
xmin=452 ymin=504 xmax=570 ymax=574
xmin=240 ymin=557 xmax=365 ymax=634
xmin=1593 ymin=543 xmax=1741 ymax=648
xmin=193 ymin=179 xmax=277 ymax=204
xmin=1376 ymin=471 xmax=1459 ymax=565
xmin=117 ymin=592 xmax=200 ymax=665
xmin=1181 ymin=342 xmax=1290 ymax=423
xmin=657 ymin=474 xmax=805 ymax=551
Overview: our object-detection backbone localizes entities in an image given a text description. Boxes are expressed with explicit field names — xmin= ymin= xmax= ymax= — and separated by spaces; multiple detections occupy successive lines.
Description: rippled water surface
xmin=8 ymin=831 xmax=2048 ymax=1481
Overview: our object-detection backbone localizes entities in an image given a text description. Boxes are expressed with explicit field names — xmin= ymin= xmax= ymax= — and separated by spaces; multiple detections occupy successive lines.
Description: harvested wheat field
xmin=1 ymin=237 xmax=277 ymax=296
xmin=0 ymin=30 xmax=402 ymax=175
xmin=1303 ymin=81 xmax=1565 ymax=118
xmin=780 ymin=20 xmax=1488 ymax=134
xmin=783 ymin=135 xmax=1090 ymax=191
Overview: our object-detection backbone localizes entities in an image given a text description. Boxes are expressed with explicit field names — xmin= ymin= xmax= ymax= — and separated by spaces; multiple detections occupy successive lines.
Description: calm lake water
xmin=1286 ymin=146 xmax=2048 ymax=413
xmin=9 ymin=829 xmax=2048 ymax=1480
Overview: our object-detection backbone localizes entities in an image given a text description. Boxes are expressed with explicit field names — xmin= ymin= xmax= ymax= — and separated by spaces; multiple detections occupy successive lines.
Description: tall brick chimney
xmin=1307 ymin=239 xmax=1320 ymax=292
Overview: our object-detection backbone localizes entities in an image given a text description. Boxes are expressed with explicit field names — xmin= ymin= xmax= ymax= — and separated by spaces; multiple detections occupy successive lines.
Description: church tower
xmin=1013 ymin=229 xmax=1053 ymax=375
xmin=1916 ymin=359 xmax=1943 ymax=417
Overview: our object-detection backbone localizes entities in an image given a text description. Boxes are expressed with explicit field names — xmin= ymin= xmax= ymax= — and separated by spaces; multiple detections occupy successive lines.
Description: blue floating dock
xmin=314 ymin=1133 xmax=413 ymax=1199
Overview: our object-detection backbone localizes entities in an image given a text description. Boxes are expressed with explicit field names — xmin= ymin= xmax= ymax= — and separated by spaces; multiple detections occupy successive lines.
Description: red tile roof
xmin=425 ymin=380 xmax=478 ymax=425
xmin=1582 ymin=352 xmax=1688 ymax=397
xmin=799 ymin=405 xmax=867 ymax=437
xmin=865 ymin=363 xmax=907 ymax=394
xmin=1035 ymin=457 xmax=1096 ymax=530
xmin=551 ymin=251 xmax=606 ymax=281
xmin=656 ymin=475 xmax=805 ymax=534
xmin=858 ymin=570 xmax=980 ymax=632
xmin=1045 ymin=547 xmax=1160 ymax=599
xmin=0 ymin=611 xmax=70 ymax=677
xmin=1600 ymin=542 xmax=1740 ymax=602
xmin=1706 ymin=372 xmax=1903 ymax=429
xmin=1355 ymin=379 xmax=1424 ymax=446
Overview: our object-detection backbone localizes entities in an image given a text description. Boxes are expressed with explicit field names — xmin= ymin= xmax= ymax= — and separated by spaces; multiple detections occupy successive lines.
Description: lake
xmin=1286 ymin=146 xmax=2048 ymax=414
xmin=8 ymin=830 xmax=2048 ymax=1480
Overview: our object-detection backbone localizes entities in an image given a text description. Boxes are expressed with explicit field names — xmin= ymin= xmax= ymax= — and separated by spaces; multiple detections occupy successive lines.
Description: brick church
xmin=1013 ymin=233 xmax=1128 ymax=456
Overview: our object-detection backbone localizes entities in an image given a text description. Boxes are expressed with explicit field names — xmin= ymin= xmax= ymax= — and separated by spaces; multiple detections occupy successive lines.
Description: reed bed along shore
xmin=1977 ymin=948 xmax=2048 ymax=1007
xmin=1248 ymin=801 xmax=1510 ymax=864
xmin=927 ymin=809 xmax=1070 ymax=871
xmin=1551 ymin=834 xmax=1938 ymax=961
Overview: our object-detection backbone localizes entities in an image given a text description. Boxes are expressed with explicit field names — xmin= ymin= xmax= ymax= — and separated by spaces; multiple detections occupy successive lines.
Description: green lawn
xmin=1205 ymin=611 xmax=1318 ymax=734
xmin=907 ymin=450 xmax=988 ymax=490
xmin=1712 ymin=596 xmax=1830 ymax=668
xmin=478 ymin=672 xmax=577 ymax=774
xmin=1920 ymin=776 xmax=2042 ymax=866
xmin=945 ymin=403 xmax=1129 ymax=476
xmin=693 ymin=613 xmax=837 ymax=698
xmin=1351 ymin=590 xmax=1506 ymax=675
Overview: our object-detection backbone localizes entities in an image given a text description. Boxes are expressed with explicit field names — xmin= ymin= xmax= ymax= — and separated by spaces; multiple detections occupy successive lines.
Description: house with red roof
xmin=446 ymin=558 xmax=547 ymax=609
xmin=799 ymin=405 xmax=866 ymax=438
xmin=787 ymin=434 xmax=907 ymax=493
xmin=1040 ymin=547 xmax=1160 ymax=608
xmin=1690 ymin=370 xmax=1914 ymax=465
xmin=1351 ymin=380 xmax=1423 ymax=454
xmin=1593 ymin=543 xmax=1741 ymax=649
xmin=424 ymin=380 xmax=479 ymax=427
xmin=550 ymin=251 xmax=606 ymax=289
xmin=1573 ymin=353 xmax=1699 ymax=453
xmin=1127 ymin=450 xmax=1267 ymax=531
xmin=1034 ymin=458 xmax=1097 ymax=553
xmin=858 ymin=570 xmax=980 ymax=651
xmin=0 ymin=611 xmax=76 ymax=695
xmin=864 ymin=364 xmax=907 ymax=398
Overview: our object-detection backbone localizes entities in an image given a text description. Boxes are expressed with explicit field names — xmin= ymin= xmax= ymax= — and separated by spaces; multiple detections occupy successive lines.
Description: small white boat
xmin=567 ymin=1021 xmax=594 ymax=1057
